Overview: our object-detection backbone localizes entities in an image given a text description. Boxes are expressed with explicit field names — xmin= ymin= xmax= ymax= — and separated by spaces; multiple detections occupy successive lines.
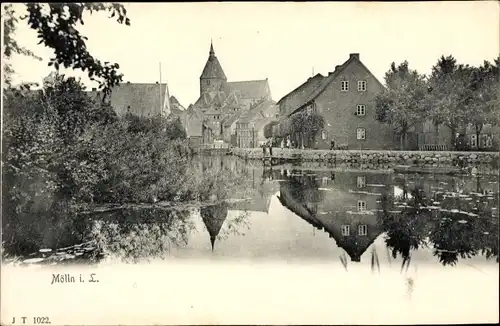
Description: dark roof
xmin=226 ymin=79 xmax=272 ymax=100
xmin=290 ymin=54 xmax=385 ymax=116
xmin=276 ymin=73 xmax=325 ymax=105
xmin=88 ymin=83 xmax=169 ymax=117
xmin=200 ymin=43 xmax=227 ymax=80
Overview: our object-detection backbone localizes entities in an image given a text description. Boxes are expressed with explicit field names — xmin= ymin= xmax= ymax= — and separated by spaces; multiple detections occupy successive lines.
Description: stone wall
xmin=231 ymin=148 xmax=500 ymax=167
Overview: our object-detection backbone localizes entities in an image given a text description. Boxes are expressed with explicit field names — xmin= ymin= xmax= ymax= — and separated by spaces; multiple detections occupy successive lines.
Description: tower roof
xmin=200 ymin=41 xmax=227 ymax=80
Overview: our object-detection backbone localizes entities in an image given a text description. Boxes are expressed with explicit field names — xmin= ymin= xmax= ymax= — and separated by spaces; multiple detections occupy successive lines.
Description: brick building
xmin=277 ymin=53 xmax=396 ymax=150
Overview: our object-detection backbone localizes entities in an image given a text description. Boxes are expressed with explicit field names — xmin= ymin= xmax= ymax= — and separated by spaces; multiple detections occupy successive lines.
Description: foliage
xmin=1 ymin=74 xmax=194 ymax=256
xmin=375 ymin=56 xmax=499 ymax=151
xmin=2 ymin=3 xmax=130 ymax=94
xmin=263 ymin=121 xmax=278 ymax=139
xmin=375 ymin=61 xmax=427 ymax=150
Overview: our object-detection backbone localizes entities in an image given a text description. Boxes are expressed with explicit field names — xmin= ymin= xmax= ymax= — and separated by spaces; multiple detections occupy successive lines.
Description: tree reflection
xmin=378 ymin=182 xmax=499 ymax=266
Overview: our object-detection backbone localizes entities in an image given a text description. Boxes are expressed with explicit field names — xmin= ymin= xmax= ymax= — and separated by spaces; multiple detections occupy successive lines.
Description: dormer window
xmin=341 ymin=81 xmax=349 ymax=92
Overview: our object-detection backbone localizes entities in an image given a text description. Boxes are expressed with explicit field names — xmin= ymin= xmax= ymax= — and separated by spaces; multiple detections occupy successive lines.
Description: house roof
xmin=226 ymin=79 xmax=272 ymax=100
xmin=90 ymin=83 xmax=170 ymax=117
xmin=289 ymin=54 xmax=385 ymax=116
xmin=169 ymin=95 xmax=185 ymax=111
xmin=200 ymin=42 xmax=227 ymax=80
xmin=276 ymin=73 xmax=325 ymax=105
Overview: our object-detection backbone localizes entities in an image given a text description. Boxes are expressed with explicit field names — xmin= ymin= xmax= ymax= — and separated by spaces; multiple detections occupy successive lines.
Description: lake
xmin=1 ymin=155 xmax=499 ymax=324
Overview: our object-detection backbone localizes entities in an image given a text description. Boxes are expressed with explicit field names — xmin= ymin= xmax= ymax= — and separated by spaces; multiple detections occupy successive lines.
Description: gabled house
xmin=89 ymin=82 xmax=172 ymax=117
xmin=278 ymin=53 xmax=396 ymax=150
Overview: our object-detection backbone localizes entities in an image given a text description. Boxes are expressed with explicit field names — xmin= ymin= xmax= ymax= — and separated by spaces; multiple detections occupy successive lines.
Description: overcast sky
xmin=6 ymin=1 xmax=499 ymax=107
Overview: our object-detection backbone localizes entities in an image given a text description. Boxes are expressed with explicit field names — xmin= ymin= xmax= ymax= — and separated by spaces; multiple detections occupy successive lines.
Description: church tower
xmin=199 ymin=41 xmax=227 ymax=95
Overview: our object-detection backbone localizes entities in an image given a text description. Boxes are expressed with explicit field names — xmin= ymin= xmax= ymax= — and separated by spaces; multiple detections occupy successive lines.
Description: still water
xmin=3 ymin=156 xmax=499 ymax=324
xmin=8 ymin=155 xmax=500 ymax=267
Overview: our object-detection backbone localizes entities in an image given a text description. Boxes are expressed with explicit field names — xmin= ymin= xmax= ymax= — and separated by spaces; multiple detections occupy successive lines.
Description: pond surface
xmin=2 ymin=156 xmax=499 ymax=324
xmin=10 ymin=155 xmax=499 ymax=268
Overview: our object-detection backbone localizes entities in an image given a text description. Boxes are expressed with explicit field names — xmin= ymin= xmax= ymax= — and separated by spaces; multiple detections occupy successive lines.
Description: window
xmin=341 ymin=81 xmax=349 ymax=92
xmin=357 ymin=176 xmax=366 ymax=188
xmin=341 ymin=225 xmax=350 ymax=236
xmin=470 ymin=134 xmax=477 ymax=148
xmin=321 ymin=130 xmax=328 ymax=140
xmin=356 ymin=128 xmax=366 ymax=140
xmin=357 ymin=80 xmax=367 ymax=92
xmin=485 ymin=135 xmax=493 ymax=148
xmin=356 ymin=104 xmax=366 ymax=116
xmin=357 ymin=200 xmax=366 ymax=212
xmin=358 ymin=225 xmax=368 ymax=236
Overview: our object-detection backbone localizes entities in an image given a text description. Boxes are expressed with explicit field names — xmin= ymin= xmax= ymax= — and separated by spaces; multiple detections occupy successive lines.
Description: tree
xmin=289 ymin=110 xmax=325 ymax=148
xmin=375 ymin=61 xmax=427 ymax=150
xmin=2 ymin=3 xmax=130 ymax=95
xmin=466 ymin=58 xmax=500 ymax=149
xmin=263 ymin=121 xmax=279 ymax=139
xmin=427 ymin=56 xmax=473 ymax=150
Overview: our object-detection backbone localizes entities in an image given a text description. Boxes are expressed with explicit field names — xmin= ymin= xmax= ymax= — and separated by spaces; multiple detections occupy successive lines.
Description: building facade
xmin=277 ymin=53 xmax=396 ymax=150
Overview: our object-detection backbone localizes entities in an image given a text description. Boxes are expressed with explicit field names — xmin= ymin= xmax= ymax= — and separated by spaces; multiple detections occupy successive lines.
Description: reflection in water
xmin=200 ymin=203 xmax=229 ymax=251
xmin=278 ymin=169 xmax=392 ymax=262
xmin=7 ymin=156 xmax=499 ymax=268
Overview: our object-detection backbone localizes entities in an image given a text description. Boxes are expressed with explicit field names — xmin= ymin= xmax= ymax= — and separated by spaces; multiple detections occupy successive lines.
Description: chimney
xmin=92 ymin=87 xmax=96 ymax=91
xmin=349 ymin=53 xmax=360 ymax=60
xmin=127 ymin=81 xmax=130 ymax=84
xmin=156 ymin=81 xmax=159 ymax=84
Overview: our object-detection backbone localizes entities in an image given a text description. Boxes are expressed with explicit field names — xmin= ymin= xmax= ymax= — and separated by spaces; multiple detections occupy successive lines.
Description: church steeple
xmin=200 ymin=40 xmax=227 ymax=95
xmin=209 ymin=39 xmax=215 ymax=56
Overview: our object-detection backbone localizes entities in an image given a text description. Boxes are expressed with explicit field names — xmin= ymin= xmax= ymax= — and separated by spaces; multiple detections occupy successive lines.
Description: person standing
xmin=268 ymin=138 xmax=273 ymax=156
xmin=330 ymin=139 xmax=335 ymax=150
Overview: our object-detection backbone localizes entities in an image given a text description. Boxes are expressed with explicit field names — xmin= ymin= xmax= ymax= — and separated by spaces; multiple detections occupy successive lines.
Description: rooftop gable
xmin=290 ymin=54 xmax=385 ymax=116
xmin=226 ymin=79 xmax=272 ymax=100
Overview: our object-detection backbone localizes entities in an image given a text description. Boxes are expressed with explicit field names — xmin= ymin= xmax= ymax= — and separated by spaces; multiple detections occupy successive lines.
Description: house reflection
xmin=278 ymin=169 xmax=394 ymax=262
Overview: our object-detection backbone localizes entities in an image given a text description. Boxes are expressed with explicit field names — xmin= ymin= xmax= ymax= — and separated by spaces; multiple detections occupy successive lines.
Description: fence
xmin=419 ymin=144 xmax=448 ymax=151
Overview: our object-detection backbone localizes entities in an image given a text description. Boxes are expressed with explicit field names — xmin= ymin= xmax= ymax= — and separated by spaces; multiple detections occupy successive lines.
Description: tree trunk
xmin=475 ymin=124 xmax=483 ymax=150
xmin=434 ymin=122 xmax=439 ymax=144
xmin=450 ymin=126 xmax=457 ymax=151
xmin=400 ymin=134 xmax=404 ymax=150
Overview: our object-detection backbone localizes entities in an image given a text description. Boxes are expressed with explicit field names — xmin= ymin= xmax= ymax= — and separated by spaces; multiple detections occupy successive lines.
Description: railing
xmin=419 ymin=144 xmax=448 ymax=151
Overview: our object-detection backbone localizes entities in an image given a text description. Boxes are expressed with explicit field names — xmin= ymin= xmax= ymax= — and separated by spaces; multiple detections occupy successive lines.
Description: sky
xmin=5 ymin=1 xmax=500 ymax=108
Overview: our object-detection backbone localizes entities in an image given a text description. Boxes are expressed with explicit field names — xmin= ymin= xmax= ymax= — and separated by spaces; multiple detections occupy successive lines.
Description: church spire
xmin=210 ymin=39 xmax=214 ymax=56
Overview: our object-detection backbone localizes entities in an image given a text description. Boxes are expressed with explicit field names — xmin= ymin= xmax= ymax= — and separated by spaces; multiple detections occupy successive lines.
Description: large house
xmin=276 ymin=53 xmax=396 ymax=150
xmin=186 ymin=42 xmax=277 ymax=146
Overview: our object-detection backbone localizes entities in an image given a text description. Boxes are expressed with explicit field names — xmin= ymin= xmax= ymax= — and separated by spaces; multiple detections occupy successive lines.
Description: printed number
xmin=33 ymin=317 xmax=51 ymax=324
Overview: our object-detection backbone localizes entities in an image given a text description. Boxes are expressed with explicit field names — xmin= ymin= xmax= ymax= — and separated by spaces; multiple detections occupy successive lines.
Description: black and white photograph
xmin=1 ymin=1 xmax=499 ymax=325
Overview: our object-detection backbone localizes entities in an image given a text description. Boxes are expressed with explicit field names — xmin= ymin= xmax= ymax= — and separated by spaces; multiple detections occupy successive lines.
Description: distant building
xmin=189 ymin=42 xmax=276 ymax=145
xmin=90 ymin=82 xmax=173 ymax=117
xmin=277 ymin=53 xmax=396 ymax=150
